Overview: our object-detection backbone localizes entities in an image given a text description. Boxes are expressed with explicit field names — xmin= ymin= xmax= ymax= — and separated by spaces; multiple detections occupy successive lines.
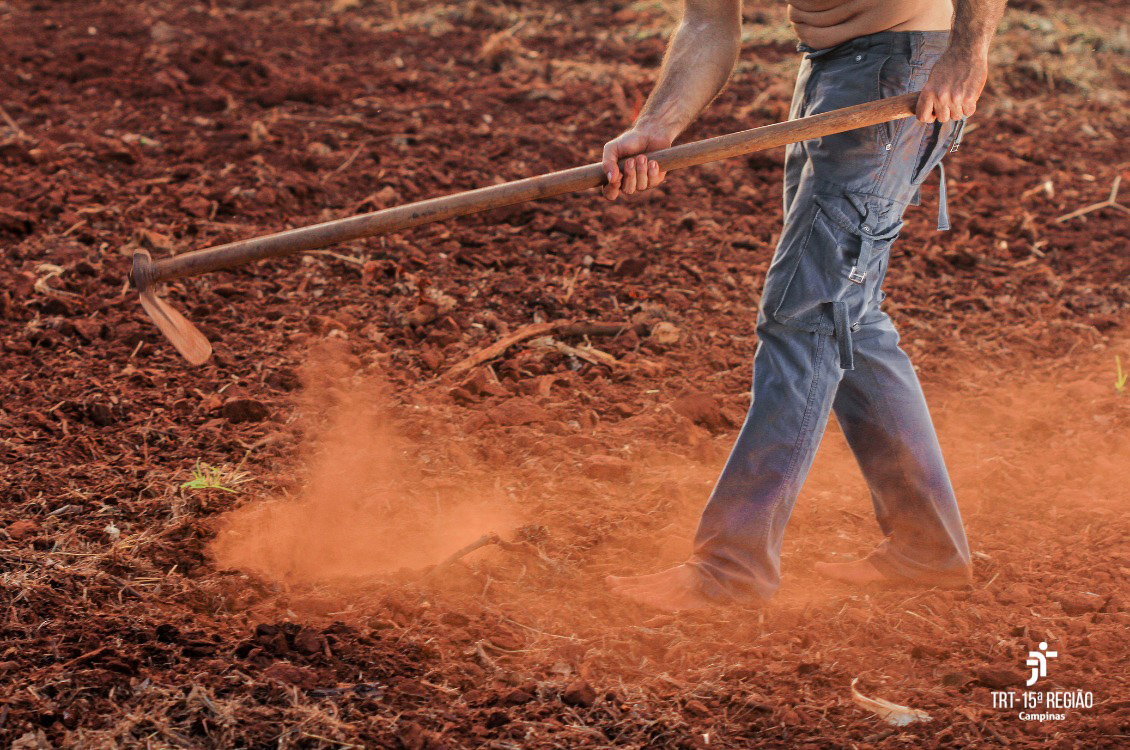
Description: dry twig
xmin=331 ymin=142 xmax=367 ymax=175
xmin=1055 ymin=175 xmax=1129 ymax=222
xmin=444 ymin=320 xmax=635 ymax=378
xmin=0 ymin=103 xmax=26 ymax=138
xmin=431 ymin=532 xmax=502 ymax=572
xmin=530 ymin=336 xmax=620 ymax=368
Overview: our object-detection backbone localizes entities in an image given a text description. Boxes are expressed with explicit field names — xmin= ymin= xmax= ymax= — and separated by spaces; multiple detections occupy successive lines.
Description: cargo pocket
xmin=766 ymin=191 xmax=904 ymax=369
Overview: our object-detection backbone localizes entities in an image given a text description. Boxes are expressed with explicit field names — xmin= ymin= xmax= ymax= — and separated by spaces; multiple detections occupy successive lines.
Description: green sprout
xmin=180 ymin=462 xmax=250 ymax=493
xmin=1117 ymin=355 xmax=1128 ymax=394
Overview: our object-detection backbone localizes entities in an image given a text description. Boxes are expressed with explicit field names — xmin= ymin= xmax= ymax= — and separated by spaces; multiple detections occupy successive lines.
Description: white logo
xmin=1025 ymin=642 xmax=1057 ymax=686
xmin=992 ymin=642 xmax=1093 ymax=721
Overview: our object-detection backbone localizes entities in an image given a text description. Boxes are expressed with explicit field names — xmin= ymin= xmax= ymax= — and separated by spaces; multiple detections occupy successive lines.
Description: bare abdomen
xmin=788 ymin=0 xmax=953 ymax=49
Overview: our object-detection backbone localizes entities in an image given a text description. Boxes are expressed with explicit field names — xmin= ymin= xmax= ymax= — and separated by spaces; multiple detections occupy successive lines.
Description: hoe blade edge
xmin=139 ymin=289 xmax=212 ymax=365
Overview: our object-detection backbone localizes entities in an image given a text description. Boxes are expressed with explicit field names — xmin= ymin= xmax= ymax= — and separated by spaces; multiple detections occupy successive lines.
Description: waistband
xmin=798 ymin=30 xmax=950 ymax=62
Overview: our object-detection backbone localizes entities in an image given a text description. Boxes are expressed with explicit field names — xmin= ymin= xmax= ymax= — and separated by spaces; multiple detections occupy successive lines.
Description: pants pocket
xmin=802 ymin=52 xmax=900 ymax=191
xmin=876 ymin=54 xmax=912 ymax=148
xmin=765 ymin=191 xmax=904 ymax=334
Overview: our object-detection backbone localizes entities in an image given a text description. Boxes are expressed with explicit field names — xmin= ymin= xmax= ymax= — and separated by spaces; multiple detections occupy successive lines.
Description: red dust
xmin=210 ymin=349 xmax=517 ymax=585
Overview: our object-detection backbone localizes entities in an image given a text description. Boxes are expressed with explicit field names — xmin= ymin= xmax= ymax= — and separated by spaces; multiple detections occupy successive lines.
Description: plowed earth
xmin=1 ymin=1 xmax=1128 ymax=748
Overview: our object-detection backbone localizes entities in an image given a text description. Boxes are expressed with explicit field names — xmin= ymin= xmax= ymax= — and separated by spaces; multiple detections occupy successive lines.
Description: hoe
xmin=129 ymin=93 xmax=922 ymax=364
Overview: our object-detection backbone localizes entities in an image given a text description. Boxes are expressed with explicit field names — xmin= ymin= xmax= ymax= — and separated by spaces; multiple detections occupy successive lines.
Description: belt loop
xmin=936 ymin=161 xmax=950 ymax=231
xmin=832 ymin=302 xmax=854 ymax=370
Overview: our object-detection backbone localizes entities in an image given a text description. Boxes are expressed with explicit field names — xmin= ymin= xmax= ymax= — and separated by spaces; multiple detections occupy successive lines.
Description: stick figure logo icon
xmin=1026 ymin=642 xmax=1058 ymax=686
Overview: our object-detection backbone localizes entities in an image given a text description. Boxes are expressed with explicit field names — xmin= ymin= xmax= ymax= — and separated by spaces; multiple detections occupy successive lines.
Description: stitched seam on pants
xmin=763 ymin=331 xmax=827 ymax=545
xmin=801 ymin=58 xmax=819 ymax=118
xmin=878 ymin=115 xmax=906 ymax=192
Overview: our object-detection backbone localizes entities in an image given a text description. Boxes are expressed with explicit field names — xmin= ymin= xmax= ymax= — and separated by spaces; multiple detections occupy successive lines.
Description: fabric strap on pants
xmin=910 ymin=161 xmax=951 ymax=231
xmin=936 ymin=161 xmax=950 ymax=231
xmin=832 ymin=232 xmax=877 ymax=370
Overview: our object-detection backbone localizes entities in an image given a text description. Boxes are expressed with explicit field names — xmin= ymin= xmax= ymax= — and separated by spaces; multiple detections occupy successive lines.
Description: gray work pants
xmin=690 ymin=31 xmax=972 ymax=602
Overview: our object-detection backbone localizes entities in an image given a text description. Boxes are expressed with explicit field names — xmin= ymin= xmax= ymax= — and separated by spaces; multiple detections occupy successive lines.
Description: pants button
xmin=850 ymin=322 xmax=861 ymax=332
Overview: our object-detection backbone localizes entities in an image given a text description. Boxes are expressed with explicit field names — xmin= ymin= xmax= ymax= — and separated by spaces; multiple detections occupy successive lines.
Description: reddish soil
xmin=1 ymin=1 xmax=1128 ymax=747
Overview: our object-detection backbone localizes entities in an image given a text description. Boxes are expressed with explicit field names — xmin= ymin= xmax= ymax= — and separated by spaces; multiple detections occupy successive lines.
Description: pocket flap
xmin=814 ymin=193 xmax=902 ymax=241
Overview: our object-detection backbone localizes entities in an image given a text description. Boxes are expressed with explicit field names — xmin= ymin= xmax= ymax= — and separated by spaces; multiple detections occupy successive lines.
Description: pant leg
xmin=829 ymin=35 xmax=972 ymax=578
xmin=780 ymin=57 xmax=811 ymax=219
xmin=689 ymin=48 xmax=855 ymax=603
xmin=833 ymin=318 xmax=972 ymax=578
xmin=689 ymin=31 xmax=971 ymax=602
xmin=692 ymin=315 xmax=844 ymax=601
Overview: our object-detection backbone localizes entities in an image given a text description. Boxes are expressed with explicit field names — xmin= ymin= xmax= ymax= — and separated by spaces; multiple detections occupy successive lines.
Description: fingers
xmin=599 ymin=133 xmax=667 ymax=200
xmin=622 ymin=155 xmax=647 ymax=195
xmin=603 ymin=174 xmax=621 ymax=201
xmin=601 ymin=144 xmax=621 ymax=201
xmin=918 ymin=89 xmax=975 ymax=124
xmin=934 ymin=97 xmax=953 ymax=124
xmin=916 ymin=90 xmax=936 ymax=124
xmin=621 ymin=155 xmax=666 ymax=196
xmin=621 ymin=155 xmax=638 ymax=195
xmin=603 ymin=164 xmax=621 ymax=200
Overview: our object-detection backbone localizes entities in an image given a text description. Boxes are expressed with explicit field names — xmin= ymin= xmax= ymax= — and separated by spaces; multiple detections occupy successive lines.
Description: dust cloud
xmin=209 ymin=348 xmax=515 ymax=586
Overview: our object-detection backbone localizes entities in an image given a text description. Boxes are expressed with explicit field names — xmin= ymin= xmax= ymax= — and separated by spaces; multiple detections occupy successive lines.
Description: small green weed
xmin=1116 ymin=355 xmax=1128 ymax=394
xmin=180 ymin=462 xmax=250 ymax=493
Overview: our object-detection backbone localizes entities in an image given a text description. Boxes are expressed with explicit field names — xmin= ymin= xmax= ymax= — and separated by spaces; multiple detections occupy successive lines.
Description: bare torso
xmin=788 ymin=0 xmax=954 ymax=49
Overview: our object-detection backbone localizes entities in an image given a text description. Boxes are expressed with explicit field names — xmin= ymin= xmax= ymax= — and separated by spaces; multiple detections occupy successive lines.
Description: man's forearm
xmin=916 ymin=0 xmax=1005 ymax=121
xmin=947 ymin=0 xmax=1008 ymax=59
xmin=634 ymin=2 xmax=742 ymax=142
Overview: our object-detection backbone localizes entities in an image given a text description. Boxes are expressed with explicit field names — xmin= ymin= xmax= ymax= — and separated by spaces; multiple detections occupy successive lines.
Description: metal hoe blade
xmin=138 ymin=288 xmax=212 ymax=364
xmin=131 ymin=250 xmax=213 ymax=365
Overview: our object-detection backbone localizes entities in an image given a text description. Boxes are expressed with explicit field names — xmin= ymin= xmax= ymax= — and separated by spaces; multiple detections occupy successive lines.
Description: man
xmin=603 ymin=0 xmax=1007 ymax=610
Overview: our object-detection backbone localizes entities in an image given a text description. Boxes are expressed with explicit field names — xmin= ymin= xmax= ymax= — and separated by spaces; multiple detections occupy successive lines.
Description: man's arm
xmin=602 ymin=0 xmax=742 ymax=200
xmin=916 ymin=0 xmax=1008 ymax=123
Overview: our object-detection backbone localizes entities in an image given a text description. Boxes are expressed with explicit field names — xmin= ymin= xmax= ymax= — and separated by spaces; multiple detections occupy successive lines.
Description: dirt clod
xmin=6 ymin=520 xmax=39 ymax=541
xmin=671 ymin=391 xmax=728 ymax=431
xmin=262 ymin=662 xmax=320 ymax=690
xmin=974 ymin=667 xmax=1024 ymax=689
xmin=562 ymin=678 xmax=597 ymax=707
xmin=488 ymin=397 xmax=550 ymax=427
xmin=222 ymin=397 xmax=270 ymax=423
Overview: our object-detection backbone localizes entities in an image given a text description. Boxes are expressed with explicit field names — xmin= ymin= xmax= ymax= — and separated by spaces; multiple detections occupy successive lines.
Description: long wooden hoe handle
xmin=138 ymin=92 xmax=919 ymax=284
xmin=131 ymin=92 xmax=919 ymax=364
